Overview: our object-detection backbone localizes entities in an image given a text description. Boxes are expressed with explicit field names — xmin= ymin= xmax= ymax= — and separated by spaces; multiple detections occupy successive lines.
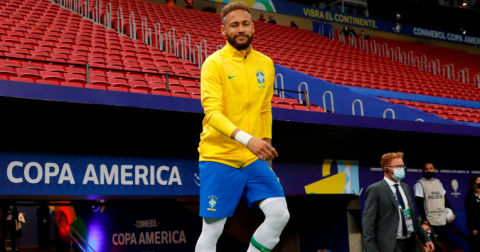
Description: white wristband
xmin=234 ymin=130 xmax=253 ymax=146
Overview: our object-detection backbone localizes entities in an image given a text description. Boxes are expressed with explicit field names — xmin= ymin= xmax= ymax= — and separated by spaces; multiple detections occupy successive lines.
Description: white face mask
xmin=392 ymin=168 xmax=405 ymax=181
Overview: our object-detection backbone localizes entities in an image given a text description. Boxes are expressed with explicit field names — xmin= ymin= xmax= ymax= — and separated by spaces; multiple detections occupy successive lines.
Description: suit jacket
xmin=363 ymin=179 xmax=431 ymax=252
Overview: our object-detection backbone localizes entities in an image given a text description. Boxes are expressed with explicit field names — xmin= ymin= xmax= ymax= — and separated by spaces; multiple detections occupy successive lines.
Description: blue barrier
xmin=350 ymin=87 xmax=480 ymax=109
xmin=274 ymin=64 xmax=476 ymax=126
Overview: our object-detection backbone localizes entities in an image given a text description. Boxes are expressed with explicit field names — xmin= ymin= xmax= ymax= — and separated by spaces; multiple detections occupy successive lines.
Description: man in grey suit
xmin=363 ymin=152 xmax=435 ymax=252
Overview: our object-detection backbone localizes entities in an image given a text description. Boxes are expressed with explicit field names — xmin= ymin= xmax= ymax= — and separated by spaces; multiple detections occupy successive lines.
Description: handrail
xmin=184 ymin=33 xmax=191 ymax=61
xmin=370 ymin=40 xmax=376 ymax=54
xmin=352 ymin=99 xmax=364 ymax=116
xmin=274 ymin=74 xmax=285 ymax=99
xmin=154 ymin=22 xmax=162 ymax=50
xmin=129 ymin=12 xmax=136 ymax=40
xmin=420 ymin=55 xmax=427 ymax=71
xmin=329 ymin=29 xmax=335 ymax=40
xmin=349 ymin=34 xmax=356 ymax=47
xmin=338 ymin=32 xmax=345 ymax=44
xmin=162 ymin=32 xmax=168 ymax=52
xmin=0 ymin=55 xmax=200 ymax=81
xmin=176 ymin=39 xmax=185 ymax=59
xmin=298 ymin=82 xmax=310 ymax=108
xmin=147 ymin=28 xmax=152 ymax=46
xmin=142 ymin=17 xmax=148 ymax=45
xmin=364 ymin=39 xmax=369 ymax=53
xmin=414 ymin=56 xmax=420 ymax=68
xmin=458 ymin=68 xmax=470 ymax=84
xmin=407 ymin=51 xmax=414 ymax=66
xmin=388 ymin=48 xmax=393 ymax=60
xmin=449 ymin=64 xmax=455 ymax=79
xmin=104 ymin=3 xmax=112 ymax=29
xmin=319 ymin=25 xmax=324 ymax=36
xmin=92 ymin=0 xmax=101 ymax=24
xmin=382 ymin=43 xmax=388 ymax=58
xmin=475 ymin=74 xmax=480 ymax=88
xmin=383 ymin=109 xmax=395 ymax=119
xmin=168 ymin=27 xmax=176 ymax=54
xmin=433 ymin=59 xmax=440 ymax=75
xmin=400 ymin=52 xmax=406 ymax=65
xmin=216 ymin=44 xmax=223 ymax=51
xmin=394 ymin=47 xmax=401 ymax=62
xmin=375 ymin=44 xmax=381 ymax=56
xmin=193 ymin=45 xmax=200 ymax=66
xmin=443 ymin=64 xmax=452 ymax=79
xmin=117 ymin=7 xmax=124 ymax=35
xmin=199 ymin=39 xmax=207 ymax=68
xmin=359 ymin=36 xmax=365 ymax=50
xmin=57 ymin=217 xmax=96 ymax=252
xmin=322 ymin=91 xmax=335 ymax=113
xmin=428 ymin=61 xmax=435 ymax=74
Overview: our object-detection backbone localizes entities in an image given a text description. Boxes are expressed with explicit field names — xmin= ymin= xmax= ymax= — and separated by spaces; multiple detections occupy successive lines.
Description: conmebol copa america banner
xmin=213 ymin=0 xmax=480 ymax=46
xmin=0 ymin=152 xmax=362 ymax=197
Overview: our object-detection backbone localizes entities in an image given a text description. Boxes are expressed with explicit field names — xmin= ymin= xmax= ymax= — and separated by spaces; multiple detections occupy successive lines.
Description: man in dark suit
xmin=1 ymin=201 xmax=18 ymax=252
xmin=363 ymin=152 xmax=435 ymax=252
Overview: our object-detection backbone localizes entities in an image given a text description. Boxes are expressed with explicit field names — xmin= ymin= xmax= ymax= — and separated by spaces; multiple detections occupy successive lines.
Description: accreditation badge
xmin=403 ymin=208 xmax=415 ymax=234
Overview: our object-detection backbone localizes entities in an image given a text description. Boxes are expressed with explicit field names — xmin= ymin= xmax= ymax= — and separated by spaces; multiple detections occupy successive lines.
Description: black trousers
xmin=0 ymin=220 xmax=16 ymax=251
xmin=470 ymin=234 xmax=480 ymax=252
xmin=395 ymin=239 xmax=410 ymax=252
xmin=432 ymin=225 xmax=449 ymax=244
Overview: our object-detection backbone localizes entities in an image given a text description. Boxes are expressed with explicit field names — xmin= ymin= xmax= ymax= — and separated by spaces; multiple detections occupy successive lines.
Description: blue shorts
xmin=199 ymin=159 xmax=285 ymax=218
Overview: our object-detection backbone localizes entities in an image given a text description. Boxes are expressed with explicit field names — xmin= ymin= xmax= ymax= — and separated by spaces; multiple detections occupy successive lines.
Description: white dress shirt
xmin=384 ymin=177 xmax=410 ymax=239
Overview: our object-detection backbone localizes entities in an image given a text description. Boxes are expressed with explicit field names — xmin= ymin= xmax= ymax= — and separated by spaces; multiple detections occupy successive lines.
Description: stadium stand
xmin=369 ymin=36 xmax=480 ymax=86
xmin=94 ymin=0 xmax=480 ymax=102
xmin=0 ymin=0 xmax=324 ymax=111
xmin=2 ymin=0 xmax=480 ymax=119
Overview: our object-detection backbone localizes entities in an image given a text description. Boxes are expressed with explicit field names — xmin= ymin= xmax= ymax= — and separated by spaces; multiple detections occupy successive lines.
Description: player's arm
xmin=201 ymin=59 xmax=277 ymax=161
xmin=201 ymin=59 xmax=238 ymax=137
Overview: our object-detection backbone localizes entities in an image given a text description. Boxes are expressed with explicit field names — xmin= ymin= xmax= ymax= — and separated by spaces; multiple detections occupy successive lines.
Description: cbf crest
xmin=256 ymin=69 xmax=265 ymax=88
xmin=207 ymin=195 xmax=218 ymax=211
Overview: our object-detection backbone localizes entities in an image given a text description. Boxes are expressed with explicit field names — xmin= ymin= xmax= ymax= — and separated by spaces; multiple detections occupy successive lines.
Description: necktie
xmin=394 ymin=184 xmax=408 ymax=236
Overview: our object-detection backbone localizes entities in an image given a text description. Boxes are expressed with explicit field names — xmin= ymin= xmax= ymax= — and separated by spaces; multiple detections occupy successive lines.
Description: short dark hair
xmin=221 ymin=2 xmax=250 ymax=21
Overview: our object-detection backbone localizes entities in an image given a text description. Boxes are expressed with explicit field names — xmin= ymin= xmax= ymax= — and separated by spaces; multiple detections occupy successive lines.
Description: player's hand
xmin=448 ymin=213 xmax=455 ymax=223
xmin=422 ymin=220 xmax=429 ymax=225
xmin=247 ymin=138 xmax=278 ymax=161
xmin=425 ymin=241 xmax=435 ymax=251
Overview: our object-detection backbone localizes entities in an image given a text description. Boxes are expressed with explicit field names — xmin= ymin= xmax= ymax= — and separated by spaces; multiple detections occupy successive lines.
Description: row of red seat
xmin=0 ymin=0 xmax=319 ymax=113
xmin=380 ymin=98 xmax=480 ymax=123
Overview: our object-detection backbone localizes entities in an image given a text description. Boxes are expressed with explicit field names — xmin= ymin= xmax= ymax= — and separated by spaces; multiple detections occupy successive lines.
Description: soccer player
xmin=195 ymin=2 xmax=289 ymax=252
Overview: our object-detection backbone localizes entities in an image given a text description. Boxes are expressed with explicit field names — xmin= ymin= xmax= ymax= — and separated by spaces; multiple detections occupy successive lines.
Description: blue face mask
xmin=392 ymin=168 xmax=405 ymax=181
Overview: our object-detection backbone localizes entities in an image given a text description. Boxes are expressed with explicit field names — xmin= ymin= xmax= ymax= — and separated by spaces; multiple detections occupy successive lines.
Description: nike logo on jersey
xmin=228 ymin=75 xmax=236 ymax=79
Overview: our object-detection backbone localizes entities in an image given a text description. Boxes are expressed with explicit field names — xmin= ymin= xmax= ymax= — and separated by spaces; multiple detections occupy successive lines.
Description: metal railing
xmin=475 ymin=74 xmax=480 ymax=88
xmin=57 ymin=217 xmax=96 ymax=252
xmin=274 ymin=74 xmax=285 ymax=99
xmin=298 ymin=82 xmax=310 ymax=109
xmin=0 ymin=55 xmax=200 ymax=93
xmin=383 ymin=109 xmax=395 ymax=119
xmin=322 ymin=91 xmax=335 ymax=113
xmin=352 ymin=99 xmax=364 ymax=116
xmin=458 ymin=68 xmax=470 ymax=84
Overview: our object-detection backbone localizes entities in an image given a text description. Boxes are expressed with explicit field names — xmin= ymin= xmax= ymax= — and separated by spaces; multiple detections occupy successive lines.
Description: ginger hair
xmin=380 ymin=152 xmax=404 ymax=168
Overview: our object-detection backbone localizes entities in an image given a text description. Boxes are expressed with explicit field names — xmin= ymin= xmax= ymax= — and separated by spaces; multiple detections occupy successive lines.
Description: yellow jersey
xmin=198 ymin=42 xmax=274 ymax=168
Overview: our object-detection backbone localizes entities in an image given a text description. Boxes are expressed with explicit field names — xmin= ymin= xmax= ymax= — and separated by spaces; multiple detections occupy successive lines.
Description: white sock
xmin=247 ymin=197 xmax=290 ymax=252
xmin=195 ymin=218 xmax=227 ymax=252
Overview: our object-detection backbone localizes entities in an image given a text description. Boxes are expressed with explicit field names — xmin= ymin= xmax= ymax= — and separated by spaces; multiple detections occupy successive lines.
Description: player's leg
xmin=195 ymin=161 xmax=248 ymax=252
xmin=242 ymin=159 xmax=289 ymax=252
xmin=247 ymin=197 xmax=289 ymax=252
xmin=195 ymin=218 xmax=227 ymax=252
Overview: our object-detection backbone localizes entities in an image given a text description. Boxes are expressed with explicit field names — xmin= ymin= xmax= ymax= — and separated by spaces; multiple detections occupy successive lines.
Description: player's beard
xmin=227 ymin=33 xmax=253 ymax=51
